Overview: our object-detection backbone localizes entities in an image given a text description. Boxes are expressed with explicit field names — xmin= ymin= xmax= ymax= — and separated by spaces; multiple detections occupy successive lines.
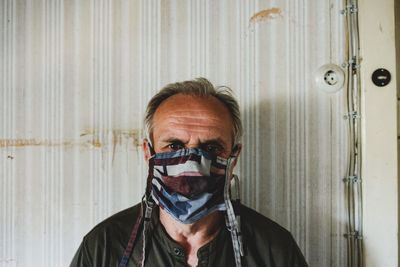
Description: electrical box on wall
xmin=314 ymin=64 xmax=345 ymax=93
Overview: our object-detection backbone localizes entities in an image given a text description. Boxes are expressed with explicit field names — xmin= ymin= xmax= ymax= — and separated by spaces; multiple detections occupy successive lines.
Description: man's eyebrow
xmin=161 ymin=138 xmax=228 ymax=147
xmin=199 ymin=138 xmax=227 ymax=148
xmin=162 ymin=138 xmax=186 ymax=144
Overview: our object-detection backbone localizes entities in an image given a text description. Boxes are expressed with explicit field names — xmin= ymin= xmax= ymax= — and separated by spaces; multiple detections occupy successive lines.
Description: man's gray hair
xmin=144 ymin=77 xmax=243 ymax=145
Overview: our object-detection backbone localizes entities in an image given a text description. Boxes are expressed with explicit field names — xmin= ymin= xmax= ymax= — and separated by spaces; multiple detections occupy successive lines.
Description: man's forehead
xmin=151 ymin=93 xmax=235 ymax=144
xmin=157 ymin=93 xmax=227 ymax=111
xmin=153 ymin=94 xmax=231 ymax=121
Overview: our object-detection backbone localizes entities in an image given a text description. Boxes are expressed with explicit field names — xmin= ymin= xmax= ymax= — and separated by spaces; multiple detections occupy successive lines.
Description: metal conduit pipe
xmin=342 ymin=0 xmax=363 ymax=266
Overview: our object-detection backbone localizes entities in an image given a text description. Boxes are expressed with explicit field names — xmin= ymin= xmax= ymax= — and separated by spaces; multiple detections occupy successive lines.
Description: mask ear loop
xmin=138 ymin=197 xmax=154 ymax=267
xmin=232 ymin=174 xmax=244 ymax=256
xmin=118 ymin=143 xmax=156 ymax=267
xmin=139 ymin=142 xmax=156 ymax=267
xmin=229 ymin=144 xmax=245 ymax=256
xmin=224 ymin=157 xmax=243 ymax=267
xmin=118 ymin=198 xmax=145 ymax=267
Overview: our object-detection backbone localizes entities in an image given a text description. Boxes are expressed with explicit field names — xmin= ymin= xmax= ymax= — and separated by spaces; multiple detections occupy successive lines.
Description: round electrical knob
xmin=314 ymin=64 xmax=345 ymax=93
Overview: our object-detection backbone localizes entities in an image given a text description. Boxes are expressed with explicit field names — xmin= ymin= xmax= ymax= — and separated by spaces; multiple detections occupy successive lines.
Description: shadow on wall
xmin=239 ymin=96 xmax=296 ymax=226
xmin=239 ymin=85 xmax=347 ymax=265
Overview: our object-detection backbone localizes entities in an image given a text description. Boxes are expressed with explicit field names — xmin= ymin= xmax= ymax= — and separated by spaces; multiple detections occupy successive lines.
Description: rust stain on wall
xmin=90 ymin=140 xmax=102 ymax=148
xmin=249 ymin=8 xmax=282 ymax=24
xmin=0 ymin=139 xmax=71 ymax=147
xmin=0 ymin=129 xmax=142 ymax=149
xmin=80 ymin=129 xmax=141 ymax=148
xmin=0 ymin=139 xmax=39 ymax=147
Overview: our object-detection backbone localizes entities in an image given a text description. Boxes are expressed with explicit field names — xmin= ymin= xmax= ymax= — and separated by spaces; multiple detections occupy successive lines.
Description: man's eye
xmin=168 ymin=143 xmax=184 ymax=151
xmin=203 ymin=144 xmax=222 ymax=155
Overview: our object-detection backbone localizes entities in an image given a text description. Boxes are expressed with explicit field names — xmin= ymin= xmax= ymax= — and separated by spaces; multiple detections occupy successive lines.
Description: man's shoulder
xmin=241 ymin=204 xmax=291 ymax=235
xmin=240 ymin=204 xmax=308 ymax=266
xmin=70 ymin=204 xmax=143 ymax=266
xmin=83 ymin=203 xmax=142 ymax=241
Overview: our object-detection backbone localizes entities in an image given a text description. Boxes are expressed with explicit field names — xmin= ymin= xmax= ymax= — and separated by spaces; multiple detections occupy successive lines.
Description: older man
xmin=71 ymin=78 xmax=308 ymax=267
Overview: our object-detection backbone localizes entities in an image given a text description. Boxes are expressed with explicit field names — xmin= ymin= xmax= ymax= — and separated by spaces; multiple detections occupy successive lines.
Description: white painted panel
xmin=359 ymin=0 xmax=398 ymax=266
xmin=0 ymin=1 xmax=350 ymax=266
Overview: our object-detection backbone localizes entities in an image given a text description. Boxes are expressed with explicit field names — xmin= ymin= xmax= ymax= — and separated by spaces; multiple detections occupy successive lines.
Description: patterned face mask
xmin=149 ymin=148 xmax=229 ymax=224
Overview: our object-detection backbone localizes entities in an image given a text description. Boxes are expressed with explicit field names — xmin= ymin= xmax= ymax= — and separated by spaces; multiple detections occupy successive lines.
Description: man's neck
xmin=159 ymin=210 xmax=224 ymax=266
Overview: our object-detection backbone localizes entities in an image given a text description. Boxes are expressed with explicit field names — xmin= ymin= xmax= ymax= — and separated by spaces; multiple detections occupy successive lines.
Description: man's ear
xmin=231 ymin=144 xmax=242 ymax=168
xmin=143 ymin=138 xmax=153 ymax=162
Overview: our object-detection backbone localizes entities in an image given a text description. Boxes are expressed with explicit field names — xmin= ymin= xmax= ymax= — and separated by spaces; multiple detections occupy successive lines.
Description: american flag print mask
xmin=149 ymin=148 xmax=229 ymax=224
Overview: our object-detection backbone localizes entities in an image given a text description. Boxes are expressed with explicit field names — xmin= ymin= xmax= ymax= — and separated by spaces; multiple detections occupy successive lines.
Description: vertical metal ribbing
xmin=139 ymin=0 xmax=161 ymax=193
xmin=42 ymin=0 xmax=49 ymax=265
xmin=91 ymin=0 xmax=98 ymax=226
xmin=24 ymin=0 xmax=34 ymax=264
xmin=139 ymin=0 xmax=145 ymax=191
xmin=107 ymin=0 xmax=113 ymax=224
xmin=1 ymin=0 xmax=5 ymax=263
xmin=189 ymin=0 xmax=208 ymax=77
xmin=285 ymin=0 xmax=308 ymax=253
xmin=42 ymin=0 xmax=64 ymax=266
xmin=253 ymin=0 xmax=260 ymax=212
xmin=140 ymin=0 xmax=160 ymax=110
xmin=285 ymin=0 xmax=293 ymax=236
xmin=90 ymin=0 xmax=113 ymax=224
xmin=71 ymin=0 xmax=82 ymax=247
xmin=58 ymin=1 xmax=65 ymax=264
xmin=89 ymin=0 xmax=95 ymax=227
xmin=300 ymin=0 xmax=308 ymax=257
xmin=330 ymin=0 xmax=348 ymax=264
xmin=238 ymin=1 xmax=258 ymax=210
xmin=1 ymin=0 xmax=16 ymax=265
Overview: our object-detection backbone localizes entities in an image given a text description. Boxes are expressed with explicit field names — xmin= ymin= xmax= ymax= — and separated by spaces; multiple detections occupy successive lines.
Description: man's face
xmin=144 ymin=93 xmax=236 ymax=159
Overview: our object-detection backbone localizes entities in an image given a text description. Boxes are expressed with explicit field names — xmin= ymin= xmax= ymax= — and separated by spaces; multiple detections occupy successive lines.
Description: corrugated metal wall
xmin=0 ymin=1 xmax=347 ymax=266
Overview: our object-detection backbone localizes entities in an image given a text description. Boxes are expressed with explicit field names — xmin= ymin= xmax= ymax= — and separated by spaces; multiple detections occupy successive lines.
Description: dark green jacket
xmin=70 ymin=204 xmax=308 ymax=267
